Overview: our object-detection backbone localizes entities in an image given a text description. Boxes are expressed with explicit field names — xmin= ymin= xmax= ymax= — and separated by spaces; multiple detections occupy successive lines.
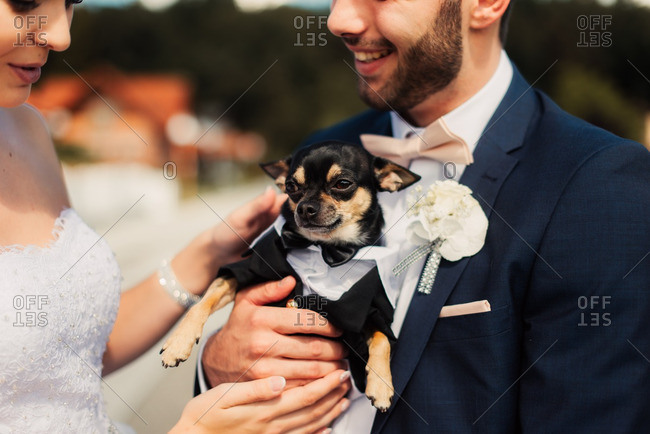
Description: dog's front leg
xmin=160 ymin=277 xmax=237 ymax=368
xmin=365 ymin=330 xmax=394 ymax=412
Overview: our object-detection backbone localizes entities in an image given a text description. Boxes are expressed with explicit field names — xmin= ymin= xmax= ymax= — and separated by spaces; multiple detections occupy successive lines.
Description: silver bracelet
xmin=158 ymin=259 xmax=201 ymax=309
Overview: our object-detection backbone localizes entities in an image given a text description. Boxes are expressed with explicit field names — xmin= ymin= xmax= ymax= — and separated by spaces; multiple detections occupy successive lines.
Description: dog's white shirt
xmin=271 ymin=216 xmax=405 ymax=307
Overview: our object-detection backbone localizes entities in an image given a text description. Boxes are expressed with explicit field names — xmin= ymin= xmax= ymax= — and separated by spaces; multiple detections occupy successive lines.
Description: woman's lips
xmin=9 ymin=64 xmax=42 ymax=85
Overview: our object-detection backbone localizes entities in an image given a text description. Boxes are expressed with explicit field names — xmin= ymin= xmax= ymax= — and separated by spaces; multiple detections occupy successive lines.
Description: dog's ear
xmin=373 ymin=157 xmax=421 ymax=192
xmin=260 ymin=158 xmax=291 ymax=192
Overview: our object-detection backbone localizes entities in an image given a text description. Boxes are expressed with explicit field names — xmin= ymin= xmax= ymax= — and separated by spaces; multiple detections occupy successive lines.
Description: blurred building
xmin=27 ymin=67 xmax=266 ymax=183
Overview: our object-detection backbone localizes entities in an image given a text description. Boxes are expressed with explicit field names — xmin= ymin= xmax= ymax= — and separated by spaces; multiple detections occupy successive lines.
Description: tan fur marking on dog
xmin=365 ymin=331 xmax=394 ymax=412
xmin=293 ymin=166 xmax=306 ymax=185
xmin=342 ymin=187 xmax=372 ymax=219
xmin=160 ymin=277 xmax=237 ymax=368
xmin=275 ymin=175 xmax=287 ymax=192
xmin=299 ymin=188 xmax=372 ymax=245
xmin=320 ymin=188 xmax=372 ymax=222
xmin=326 ymin=164 xmax=342 ymax=183
xmin=378 ymin=172 xmax=404 ymax=192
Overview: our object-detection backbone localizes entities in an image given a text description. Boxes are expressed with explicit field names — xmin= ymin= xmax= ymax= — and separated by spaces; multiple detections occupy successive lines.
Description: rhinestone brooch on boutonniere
xmin=393 ymin=180 xmax=489 ymax=294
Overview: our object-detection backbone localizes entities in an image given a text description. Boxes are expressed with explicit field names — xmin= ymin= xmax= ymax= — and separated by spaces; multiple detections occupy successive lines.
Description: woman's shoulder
xmin=6 ymin=103 xmax=60 ymax=160
xmin=10 ymin=103 xmax=51 ymax=137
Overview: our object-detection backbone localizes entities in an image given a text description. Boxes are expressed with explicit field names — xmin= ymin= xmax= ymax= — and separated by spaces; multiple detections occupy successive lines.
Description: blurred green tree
xmin=43 ymin=0 xmax=649 ymax=158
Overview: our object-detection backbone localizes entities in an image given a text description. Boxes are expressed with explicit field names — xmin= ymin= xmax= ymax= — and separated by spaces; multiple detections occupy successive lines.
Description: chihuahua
xmin=160 ymin=141 xmax=420 ymax=412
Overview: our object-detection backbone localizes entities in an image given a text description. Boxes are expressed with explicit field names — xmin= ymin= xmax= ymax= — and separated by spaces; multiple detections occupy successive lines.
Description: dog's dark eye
xmin=333 ymin=180 xmax=352 ymax=190
xmin=285 ymin=180 xmax=299 ymax=194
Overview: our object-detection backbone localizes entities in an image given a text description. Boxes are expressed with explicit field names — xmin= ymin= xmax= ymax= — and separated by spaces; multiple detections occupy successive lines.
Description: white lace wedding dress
xmin=0 ymin=209 xmax=126 ymax=433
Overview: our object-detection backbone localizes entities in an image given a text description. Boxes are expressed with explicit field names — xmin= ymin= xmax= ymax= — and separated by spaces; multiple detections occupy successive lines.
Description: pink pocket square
xmin=439 ymin=300 xmax=491 ymax=318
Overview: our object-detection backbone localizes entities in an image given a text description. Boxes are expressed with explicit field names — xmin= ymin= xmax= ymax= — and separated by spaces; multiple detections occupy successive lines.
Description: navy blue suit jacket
xmin=301 ymin=68 xmax=650 ymax=433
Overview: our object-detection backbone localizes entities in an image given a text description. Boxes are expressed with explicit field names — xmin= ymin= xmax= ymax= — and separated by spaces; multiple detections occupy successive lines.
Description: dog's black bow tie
xmin=280 ymin=226 xmax=360 ymax=267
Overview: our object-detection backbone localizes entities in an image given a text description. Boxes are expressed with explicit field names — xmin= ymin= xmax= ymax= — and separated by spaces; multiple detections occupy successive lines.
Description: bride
xmin=0 ymin=0 xmax=349 ymax=432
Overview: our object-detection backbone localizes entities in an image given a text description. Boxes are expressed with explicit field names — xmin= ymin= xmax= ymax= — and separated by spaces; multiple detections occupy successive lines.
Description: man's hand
xmin=202 ymin=276 xmax=347 ymax=388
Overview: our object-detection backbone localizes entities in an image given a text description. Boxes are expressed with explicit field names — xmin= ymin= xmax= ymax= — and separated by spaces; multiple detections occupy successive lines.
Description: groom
xmin=200 ymin=0 xmax=650 ymax=431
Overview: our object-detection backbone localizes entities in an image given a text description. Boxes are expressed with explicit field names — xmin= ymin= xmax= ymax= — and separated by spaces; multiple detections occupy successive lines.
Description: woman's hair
xmin=500 ymin=1 xmax=515 ymax=43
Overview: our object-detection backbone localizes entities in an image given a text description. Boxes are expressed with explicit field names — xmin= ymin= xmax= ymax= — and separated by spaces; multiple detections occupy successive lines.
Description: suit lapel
xmin=372 ymin=68 xmax=539 ymax=432
xmin=367 ymin=111 xmax=392 ymax=140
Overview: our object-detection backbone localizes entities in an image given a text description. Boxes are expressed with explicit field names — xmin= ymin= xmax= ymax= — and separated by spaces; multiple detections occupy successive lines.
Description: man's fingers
xmin=279 ymin=334 xmax=347 ymax=361
xmin=272 ymin=309 xmax=342 ymax=337
xmin=240 ymin=276 xmax=296 ymax=306
xmin=215 ymin=376 xmax=286 ymax=409
xmin=248 ymin=358 xmax=347 ymax=381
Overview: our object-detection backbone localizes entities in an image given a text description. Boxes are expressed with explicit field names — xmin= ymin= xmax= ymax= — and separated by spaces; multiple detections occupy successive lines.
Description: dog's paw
xmin=159 ymin=314 xmax=205 ymax=368
xmin=365 ymin=369 xmax=394 ymax=413
xmin=160 ymin=335 xmax=195 ymax=368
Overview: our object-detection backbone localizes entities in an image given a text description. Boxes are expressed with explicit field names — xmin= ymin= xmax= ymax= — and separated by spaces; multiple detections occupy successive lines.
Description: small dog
xmin=160 ymin=141 xmax=420 ymax=411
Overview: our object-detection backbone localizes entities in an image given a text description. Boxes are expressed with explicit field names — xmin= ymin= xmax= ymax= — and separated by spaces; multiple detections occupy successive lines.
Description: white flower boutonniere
xmin=393 ymin=180 xmax=488 ymax=294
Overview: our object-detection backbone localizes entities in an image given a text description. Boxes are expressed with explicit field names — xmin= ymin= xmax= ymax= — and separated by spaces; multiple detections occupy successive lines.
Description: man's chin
xmin=358 ymin=82 xmax=393 ymax=111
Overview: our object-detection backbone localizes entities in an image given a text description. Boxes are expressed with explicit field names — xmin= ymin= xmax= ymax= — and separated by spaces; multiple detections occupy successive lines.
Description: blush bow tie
xmin=360 ymin=118 xmax=474 ymax=167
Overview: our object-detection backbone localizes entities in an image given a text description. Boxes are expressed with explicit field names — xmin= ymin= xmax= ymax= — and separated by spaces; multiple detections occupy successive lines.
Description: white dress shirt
xmin=332 ymin=50 xmax=513 ymax=433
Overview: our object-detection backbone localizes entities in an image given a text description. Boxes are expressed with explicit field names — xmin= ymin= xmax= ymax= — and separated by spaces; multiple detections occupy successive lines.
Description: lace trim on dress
xmin=0 ymin=208 xmax=72 ymax=255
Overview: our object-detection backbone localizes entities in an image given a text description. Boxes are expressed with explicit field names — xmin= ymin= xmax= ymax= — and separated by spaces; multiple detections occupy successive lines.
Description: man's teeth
xmin=354 ymin=50 xmax=390 ymax=62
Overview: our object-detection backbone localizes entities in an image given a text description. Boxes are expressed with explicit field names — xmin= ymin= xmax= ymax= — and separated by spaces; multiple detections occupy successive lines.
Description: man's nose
xmin=328 ymin=0 xmax=368 ymax=38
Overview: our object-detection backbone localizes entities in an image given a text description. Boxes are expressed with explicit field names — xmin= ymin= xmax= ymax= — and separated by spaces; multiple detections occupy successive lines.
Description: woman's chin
xmin=0 ymin=87 xmax=32 ymax=109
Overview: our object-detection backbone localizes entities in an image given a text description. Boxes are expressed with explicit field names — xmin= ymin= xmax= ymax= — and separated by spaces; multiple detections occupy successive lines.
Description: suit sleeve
xmin=519 ymin=142 xmax=650 ymax=431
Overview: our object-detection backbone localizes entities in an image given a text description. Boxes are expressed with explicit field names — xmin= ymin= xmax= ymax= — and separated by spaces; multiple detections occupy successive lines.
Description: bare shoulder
xmin=6 ymin=104 xmax=61 ymax=164
xmin=11 ymin=103 xmax=51 ymax=141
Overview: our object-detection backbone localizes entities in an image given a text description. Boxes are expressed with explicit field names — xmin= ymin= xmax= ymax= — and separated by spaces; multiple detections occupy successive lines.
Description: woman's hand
xmin=103 ymin=188 xmax=285 ymax=374
xmin=170 ymin=370 xmax=351 ymax=434
xmin=210 ymin=186 xmax=286 ymax=267
xmin=172 ymin=187 xmax=285 ymax=297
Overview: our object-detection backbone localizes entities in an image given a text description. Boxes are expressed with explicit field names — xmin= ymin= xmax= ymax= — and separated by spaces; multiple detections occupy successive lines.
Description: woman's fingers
xmin=285 ymin=397 xmax=350 ymax=434
xmin=180 ymin=372 xmax=352 ymax=433
xmin=270 ymin=370 xmax=350 ymax=416
xmin=277 ymin=383 xmax=350 ymax=434
xmin=216 ymin=376 xmax=287 ymax=408
xmin=247 ymin=357 xmax=348 ymax=382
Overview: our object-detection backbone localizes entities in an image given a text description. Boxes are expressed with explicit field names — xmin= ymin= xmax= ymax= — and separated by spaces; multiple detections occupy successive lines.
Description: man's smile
xmin=353 ymin=49 xmax=391 ymax=63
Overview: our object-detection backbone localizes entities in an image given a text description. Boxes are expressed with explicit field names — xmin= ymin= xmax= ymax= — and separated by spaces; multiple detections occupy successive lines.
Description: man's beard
xmin=357 ymin=0 xmax=463 ymax=114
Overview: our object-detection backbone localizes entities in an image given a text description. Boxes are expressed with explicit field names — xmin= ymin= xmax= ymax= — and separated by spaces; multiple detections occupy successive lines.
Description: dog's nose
xmin=297 ymin=201 xmax=320 ymax=219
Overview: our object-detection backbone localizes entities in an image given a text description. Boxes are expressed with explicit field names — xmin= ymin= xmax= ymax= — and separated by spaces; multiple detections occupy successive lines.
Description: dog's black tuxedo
xmin=219 ymin=225 xmax=397 ymax=390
